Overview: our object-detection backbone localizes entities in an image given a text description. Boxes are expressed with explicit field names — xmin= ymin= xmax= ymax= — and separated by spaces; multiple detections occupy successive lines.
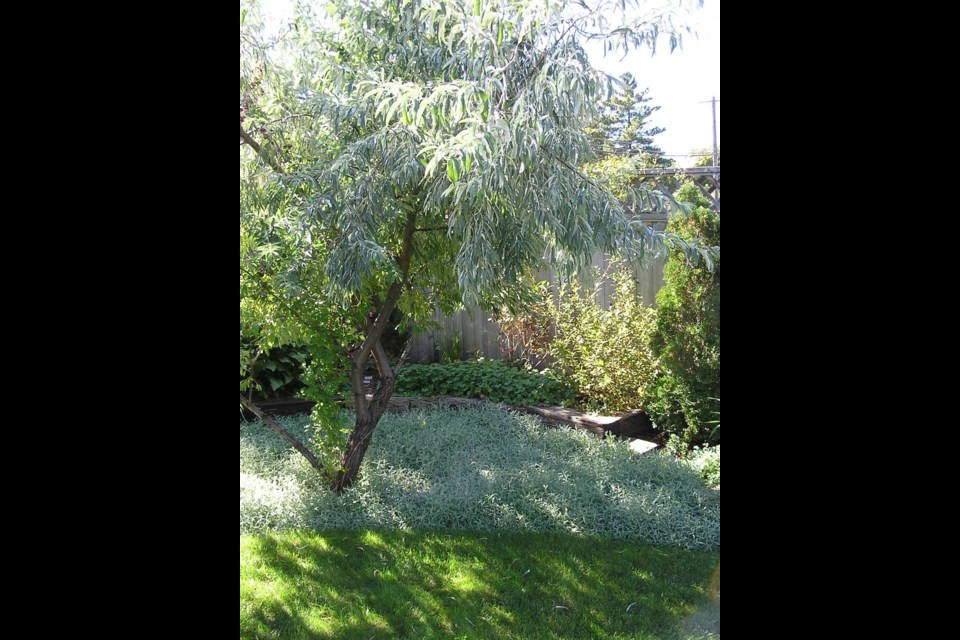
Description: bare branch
xmin=239 ymin=395 xmax=326 ymax=474
xmin=239 ymin=123 xmax=285 ymax=173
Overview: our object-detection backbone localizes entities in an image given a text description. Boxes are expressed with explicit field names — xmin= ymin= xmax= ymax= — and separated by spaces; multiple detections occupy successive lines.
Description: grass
xmin=240 ymin=529 xmax=721 ymax=640
xmin=240 ymin=407 xmax=720 ymax=550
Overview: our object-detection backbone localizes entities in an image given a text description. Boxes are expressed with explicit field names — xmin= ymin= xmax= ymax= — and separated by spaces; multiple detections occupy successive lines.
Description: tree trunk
xmin=330 ymin=345 xmax=402 ymax=492
xmin=329 ymin=207 xmax=418 ymax=493
xmin=330 ymin=414 xmax=377 ymax=491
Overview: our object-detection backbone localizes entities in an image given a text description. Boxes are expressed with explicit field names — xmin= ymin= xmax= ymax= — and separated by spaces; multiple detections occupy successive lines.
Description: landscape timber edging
xmin=241 ymin=395 xmax=660 ymax=450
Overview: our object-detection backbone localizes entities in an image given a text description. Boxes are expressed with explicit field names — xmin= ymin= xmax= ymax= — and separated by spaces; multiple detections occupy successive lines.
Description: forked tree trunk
xmin=241 ymin=129 xmax=417 ymax=491
xmin=333 ymin=416 xmax=377 ymax=490
xmin=330 ymin=209 xmax=417 ymax=493
xmin=330 ymin=342 xmax=407 ymax=493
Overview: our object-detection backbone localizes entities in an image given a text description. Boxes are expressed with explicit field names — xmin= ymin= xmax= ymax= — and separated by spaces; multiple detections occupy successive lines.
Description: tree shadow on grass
xmin=240 ymin=530 xmax=720 ymax=640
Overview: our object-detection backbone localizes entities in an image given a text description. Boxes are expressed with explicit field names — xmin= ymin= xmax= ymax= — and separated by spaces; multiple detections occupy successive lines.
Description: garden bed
xmin=239 ymin=397 xmax=314 ymax=422
xmin=242 ymin=394 xmax=661 ymax=450
xmin=240 ymin=408 xmax=718 ymax=547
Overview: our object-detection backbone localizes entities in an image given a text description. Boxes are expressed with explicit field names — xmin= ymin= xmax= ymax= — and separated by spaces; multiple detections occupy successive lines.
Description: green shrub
xmin=396 ymin=360 xmax=575 ymax=406
xmin=648 ymin=377 xmax=721 ymax=448
xmin=239 ymin=336 xmax=308 ymax=400
xmin=648 ymin=184 xmax=720 ymax=448
xmin=493 ymin=281 xmax=555 ymax=369
xmin=550 ymin=266 xmax=659 ymax=413
xmin=688 ymin=445 xmax=721 ymax=488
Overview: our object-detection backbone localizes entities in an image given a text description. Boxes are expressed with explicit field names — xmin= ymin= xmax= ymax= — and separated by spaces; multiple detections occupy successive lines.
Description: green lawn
xmin=240 ymin=530 xmax=720 ymax=640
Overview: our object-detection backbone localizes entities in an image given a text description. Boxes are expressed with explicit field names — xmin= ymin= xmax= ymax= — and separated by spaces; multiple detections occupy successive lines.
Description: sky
xmin=258 ymin=0 xmax=719 ymax=166
xmin=588 ymin=0 xmax=720 ymax=165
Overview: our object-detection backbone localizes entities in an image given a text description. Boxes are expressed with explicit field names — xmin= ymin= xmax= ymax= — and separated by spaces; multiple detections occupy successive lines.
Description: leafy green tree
xmin=240 ymin=0 xmax=710 ymax=491
xmin=587 ymin=72 xmax=670 ymax=164
xmin=240 ymin=4 xmax=354 ymax=473
xmin=581 ymin=76 xmax=673 ymax=210
xmin=240 ymin=200 xmax=357 ymax=474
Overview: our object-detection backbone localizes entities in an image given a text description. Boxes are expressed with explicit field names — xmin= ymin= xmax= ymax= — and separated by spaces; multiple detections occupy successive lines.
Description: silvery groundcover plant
xmin=241 ymin=407 xmax=720 ymax=551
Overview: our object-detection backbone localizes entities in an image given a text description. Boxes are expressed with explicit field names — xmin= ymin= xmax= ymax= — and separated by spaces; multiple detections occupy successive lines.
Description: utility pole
xmin=698 ymin=97 xmax=721 ymax=207
xmin=710 ymin=96 xmax=719 ymax=168
xmin=698 ymin=97 xmax=720 ymax=167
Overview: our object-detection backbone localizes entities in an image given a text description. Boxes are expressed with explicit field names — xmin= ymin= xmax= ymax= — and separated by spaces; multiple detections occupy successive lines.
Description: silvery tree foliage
xmin=240 ymin=0 xmax=712 ymax=491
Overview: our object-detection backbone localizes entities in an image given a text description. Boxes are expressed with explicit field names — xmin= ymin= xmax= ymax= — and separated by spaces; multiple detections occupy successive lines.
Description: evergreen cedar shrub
xmin=648 ymin=184 xmax=720 ymax=448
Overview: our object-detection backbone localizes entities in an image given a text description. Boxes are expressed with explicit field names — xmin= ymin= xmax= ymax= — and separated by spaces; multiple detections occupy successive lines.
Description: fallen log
xmin=517 ymin=405 xmax=658 ymax=440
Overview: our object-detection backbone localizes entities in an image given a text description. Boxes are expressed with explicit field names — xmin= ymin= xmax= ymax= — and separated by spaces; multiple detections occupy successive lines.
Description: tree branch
xmin=239 ymin=123 xmax=285 ymax=173
xmin=541 ymin=144 xmax=603 ymax=192
xmin=371 ymin=339 xmax=394 ymax=381
xmin=348 ymin=205 xmax=419 ymax=419
xmin=239 ymin=394 xmax=326 ymax=475
xmin=505 ymin=18 xmax=583 ymax=108
xmin=266 ymin=113 xmax=312 ymax=126
xmin=350 ymin=362 xmax=370 ymax=422
xmin=352 ymin=207 xmax=418 ymax=371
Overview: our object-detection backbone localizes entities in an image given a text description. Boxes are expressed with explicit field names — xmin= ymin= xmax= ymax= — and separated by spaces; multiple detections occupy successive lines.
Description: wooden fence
xmin=406 ymin=164 xmax=722 ymax=364
xmin=407 ymin=253 xmax=666 ymax=363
